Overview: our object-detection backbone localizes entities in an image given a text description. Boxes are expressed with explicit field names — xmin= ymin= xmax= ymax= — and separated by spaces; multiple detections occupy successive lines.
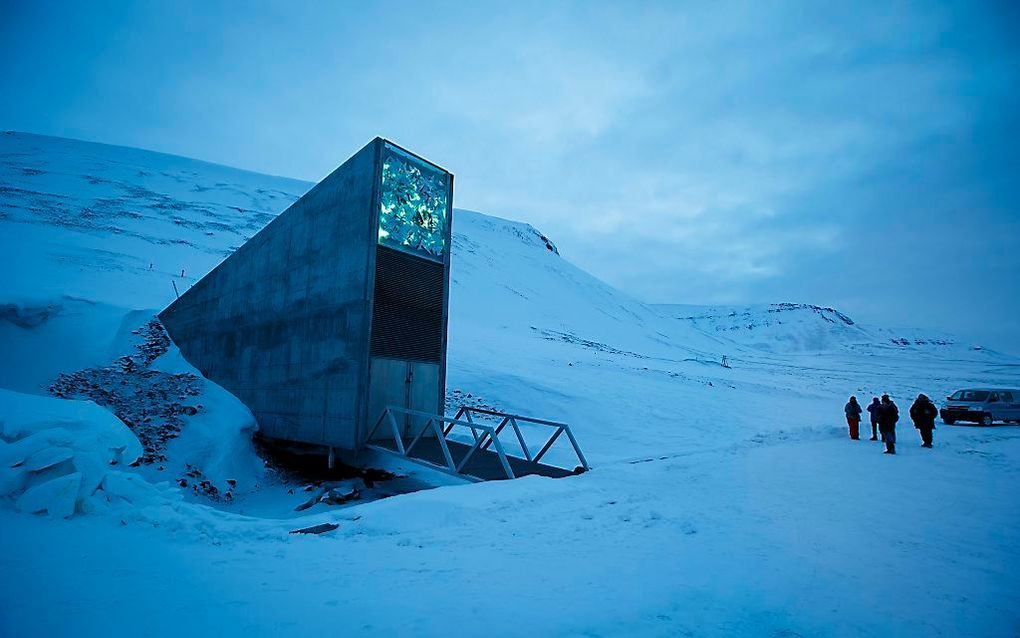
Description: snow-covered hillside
xmin=657 ymin=303 xmax=974 ymax=355
xmin=0 ymin=131 xmax=309 ymax=392
xmin=1 ymin=132 xmax=1018 ymax=637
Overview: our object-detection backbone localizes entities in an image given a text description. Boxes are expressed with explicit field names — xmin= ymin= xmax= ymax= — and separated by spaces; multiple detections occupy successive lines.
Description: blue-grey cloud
xmin=1 ymin=0 xmax=1017 ymax=351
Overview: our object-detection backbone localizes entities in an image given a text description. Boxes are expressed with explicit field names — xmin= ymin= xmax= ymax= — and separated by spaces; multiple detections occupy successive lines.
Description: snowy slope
xmin=1 ymin=132 xmax=1019 ymax=637
xmin=0 ymin=131 xmax=309 ymax=392
xmin=2 ymin=129 xmax=1017 ymax=461
xmin=0 ymin=131 xmax=307 ymax=303
xmin=657 ymin=302 xmax=976 ymax=355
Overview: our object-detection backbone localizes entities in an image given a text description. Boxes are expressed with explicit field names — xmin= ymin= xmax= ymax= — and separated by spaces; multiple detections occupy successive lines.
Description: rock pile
xmin=48 ymin=319 xmax=200 ymax=465
xmin=444 ymin=388 xmax=502 ymax=419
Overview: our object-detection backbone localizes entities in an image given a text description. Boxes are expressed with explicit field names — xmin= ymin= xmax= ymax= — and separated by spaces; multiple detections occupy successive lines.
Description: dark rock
xmin=289 ymin=522 xmax=339 ymax=535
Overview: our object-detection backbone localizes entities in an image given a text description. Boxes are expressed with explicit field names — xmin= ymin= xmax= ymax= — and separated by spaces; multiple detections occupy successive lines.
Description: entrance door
xmin=366 ymin=357 xmax=441 ymax=442
xmin=408 ymin=361 xmax=440 ymax=415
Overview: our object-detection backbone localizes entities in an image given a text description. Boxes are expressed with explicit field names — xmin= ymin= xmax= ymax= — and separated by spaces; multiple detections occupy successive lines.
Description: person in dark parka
xmin=844 ymin=396 xmax=863 ymax=440
xmin=866 ymin=397 xmax=881 ymax=441
xmin=910 ymin=393 xmax=938 ymax=448
xmin=878 ymin=394 xmax=899 ymax=454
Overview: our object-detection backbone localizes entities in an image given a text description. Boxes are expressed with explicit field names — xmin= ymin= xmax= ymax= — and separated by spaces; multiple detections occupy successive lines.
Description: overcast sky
xmin=2 ymin=0 xmax=1018 ymax=352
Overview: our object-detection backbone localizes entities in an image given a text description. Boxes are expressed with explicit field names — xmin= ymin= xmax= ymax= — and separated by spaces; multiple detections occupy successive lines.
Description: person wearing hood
xmin=878 ymin=394 xmax=899 ymax=454
xmin=910 ymin=393 xmax=938 ymax=448
xmin=866 ymin=397 xmax=881 ymax=441
xmin=844 ymin=395 xmax=863 ymax=440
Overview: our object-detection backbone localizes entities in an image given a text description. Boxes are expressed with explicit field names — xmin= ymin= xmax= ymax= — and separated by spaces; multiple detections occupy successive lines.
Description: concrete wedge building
xmin=160 ymin=138 xmax=453 ymax=453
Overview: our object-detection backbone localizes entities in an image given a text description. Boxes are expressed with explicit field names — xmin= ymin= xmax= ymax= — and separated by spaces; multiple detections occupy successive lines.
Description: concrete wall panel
xmin=160 ymin=139 xmax=381 ymax=450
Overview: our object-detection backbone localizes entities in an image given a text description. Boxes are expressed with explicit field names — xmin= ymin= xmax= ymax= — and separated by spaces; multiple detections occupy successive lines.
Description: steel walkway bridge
xmin=364 ymin=406 xmax=589 ymax=482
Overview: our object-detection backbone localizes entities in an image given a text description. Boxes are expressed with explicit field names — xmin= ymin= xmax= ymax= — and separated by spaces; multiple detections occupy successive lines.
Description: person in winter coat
xmin=878 ymin=394 xmax=899 ymax=454
xmin=844 ymin=396 xmax=863 ymax=440
xmin=910 ymin=393 xmax=938 ymax=448
xmin=866 ymin=397 xmax=881 ymax=441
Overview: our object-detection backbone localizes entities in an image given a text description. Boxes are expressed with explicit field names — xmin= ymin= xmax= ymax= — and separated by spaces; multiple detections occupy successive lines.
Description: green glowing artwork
xmin=378 ymin=144 xmax=450 ymax=260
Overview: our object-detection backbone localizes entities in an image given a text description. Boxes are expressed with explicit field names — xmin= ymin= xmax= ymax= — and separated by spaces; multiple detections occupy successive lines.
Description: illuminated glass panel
xmin=378 ymin=143 xmax=450 ymax=260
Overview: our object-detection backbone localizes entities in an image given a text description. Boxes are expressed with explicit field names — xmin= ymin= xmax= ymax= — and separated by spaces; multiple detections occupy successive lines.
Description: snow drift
xmin=0 ymin=388 xmax=152 ymax=517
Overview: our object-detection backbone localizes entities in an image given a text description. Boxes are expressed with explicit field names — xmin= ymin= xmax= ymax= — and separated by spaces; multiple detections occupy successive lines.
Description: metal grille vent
xmin=370 ymin=245 xmax=445 ymax=362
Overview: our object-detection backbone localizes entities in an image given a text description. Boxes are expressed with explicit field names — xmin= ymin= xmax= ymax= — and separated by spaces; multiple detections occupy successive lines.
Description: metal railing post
xmin=488 ymin=434 xmax=516 ymax=479
xmin=463 ymin=410 xmax=479 ymax=442
xmin=406 ymin=417 xmax=434 ymax=456
xmin=508 ymin=417 xmax=532 ymax=462
xmin=532 ymin=426 xmax=564 ymax=464
xmin=479 ymin=416 xmax=510 ymax=452
xmin=366 ymin=408 xmax=388 ymax=441
xmin=432 ymin=418 xmax=457 ymax=472
xmin=561 ymin=425 xmax=590 ymax=470
xmin=455 ymin=429 xmax=490 ymax=473
xmin=387 ymin=409 xmax=406 ymax=456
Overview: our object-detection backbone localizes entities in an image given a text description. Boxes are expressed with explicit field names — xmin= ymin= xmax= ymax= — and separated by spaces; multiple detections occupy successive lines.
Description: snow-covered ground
xmin=1 ymin=132 xmax=1018 ymax=636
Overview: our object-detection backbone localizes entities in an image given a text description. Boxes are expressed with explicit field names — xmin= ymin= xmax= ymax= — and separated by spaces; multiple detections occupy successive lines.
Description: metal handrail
xmin=452 ymin=406 xmax=590 ymax=471
xmin=365 ymin=406 xmax=517 ymax=481
xmin=365 ymin=405 xmax=590 ymax=481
